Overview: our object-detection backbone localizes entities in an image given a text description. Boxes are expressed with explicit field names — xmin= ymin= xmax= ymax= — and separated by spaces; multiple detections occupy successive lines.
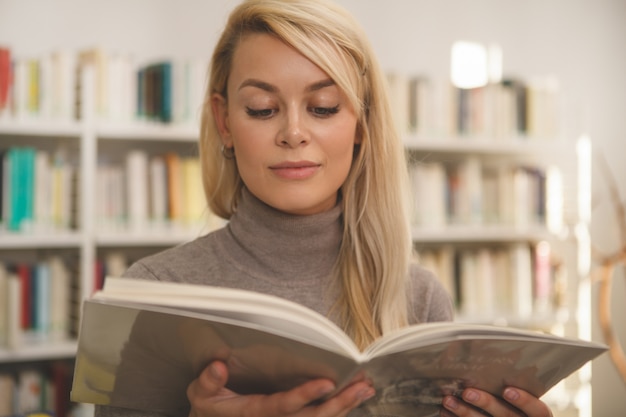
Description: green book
xmin=8 ymin=147 xmax=22 ymax=231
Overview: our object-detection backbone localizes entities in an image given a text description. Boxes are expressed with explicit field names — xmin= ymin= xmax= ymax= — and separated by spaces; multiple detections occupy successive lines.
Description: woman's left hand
xmin=441 ymin=387 xmax=553 ymax=417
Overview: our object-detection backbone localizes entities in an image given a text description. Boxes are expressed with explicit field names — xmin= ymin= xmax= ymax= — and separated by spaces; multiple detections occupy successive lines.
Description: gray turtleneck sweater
xmin=95 ymin=188 xmax=453 ymax=417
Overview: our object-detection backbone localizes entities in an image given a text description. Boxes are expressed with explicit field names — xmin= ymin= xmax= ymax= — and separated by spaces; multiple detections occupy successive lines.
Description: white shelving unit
xmin=0 ymin=69 xmax=591 ymax=417
xmin=405 ymin=134 xmax=591 ymax=417
xmin=0 ymin=64 xmax=205 ymax=368
xmin=0 ymin=340 xmax=78 ymax=363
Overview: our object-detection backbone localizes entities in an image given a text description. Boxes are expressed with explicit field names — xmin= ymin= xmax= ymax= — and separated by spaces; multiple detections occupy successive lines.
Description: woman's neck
xmin=226 ymin=187 xmax=343 ymax=282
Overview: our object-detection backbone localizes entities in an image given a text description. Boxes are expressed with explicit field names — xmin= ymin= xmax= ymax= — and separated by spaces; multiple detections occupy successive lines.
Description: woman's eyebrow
xmin=238 ymin=78 xmax=277 ymax=92
xmin=237 ymin=78 xmax=335 ymax=93
xmin=306 ymin=79 xmax=335 ymax=92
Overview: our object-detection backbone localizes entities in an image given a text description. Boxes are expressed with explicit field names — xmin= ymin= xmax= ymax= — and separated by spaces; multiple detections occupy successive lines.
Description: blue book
xmin=160 ymin=62 xmax=172 ymax=123
xmin=33 ymin=262 xmax=51 ymax=338
xmin=137 ymin=68 xmax=146 ymax=120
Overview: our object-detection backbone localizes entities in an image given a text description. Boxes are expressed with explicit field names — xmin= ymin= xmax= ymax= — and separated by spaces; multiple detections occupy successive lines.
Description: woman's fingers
xmin=442 ymin=387 xmax=552 ymax=417
xmin=501 ymin=387 xmax=553 ymax=417
xmin=187 ymin=360 xmax=375 ymax=417
xmin=187 ymin=361 xmax=235 ymax=413
xmin=244 ymin=379 xmax=374 ymax=417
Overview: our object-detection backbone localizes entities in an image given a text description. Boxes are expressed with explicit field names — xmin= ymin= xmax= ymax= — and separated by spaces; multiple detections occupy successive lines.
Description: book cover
xmin=71 ymin=278 xmax=606 ymax=417
xmin=182 ymin=157 xmax=204 ymax=226
xmin=17 ymin=369 xmax=45 ymax=414
xmin=0 ymin=373 xmax=15 ymax=415
xmin=0 ymin=47 xmax=11 ymax=112
xmin=125 ymin=149 xmax=149 ymax=231
xmin=0 ymin=149 xmax=5 ymax=226
xmin=159 ymin=62 xmax=172 ymax=123
xmin=49 ymin=255 xmax=70 ymax=342
xmin=148 ymin=155 xmax=167 ymax=227
xmin=11 ymin=60 xmax=28 ymax=119
xmin=164 ymin=152 xmax=183 ymax=225
xmin=8 ymin=147 xmax=22 ymax=231
xmin=6 ymin=269 xmax=21 ymax=349
xmin=17 ymin=264 xmax=32 ymax=332
xmin=33 ymin=262 xmax=51 ymax=339
xmin=76 ymin=47 xmax=109 ymax=119
xmin=27 ymin=60 xmax=40 ymax=116
xmin=0 ymin=263 xmax=7 ymax=347
xmin=50 ymin=49 xmax=77 ymax=121
xmin=22 ymin=147 xmax=36 ymax=230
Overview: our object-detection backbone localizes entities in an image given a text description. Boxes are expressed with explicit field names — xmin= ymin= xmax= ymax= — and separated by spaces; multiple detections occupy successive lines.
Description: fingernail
xmin=358 ymin=387 xmax=376 ymax=402
xmin=464 ymin=389 xmax=479 ymax=402
xmin=318 ymin=383 xmax=335 ymax=397
xmin=443 ymin=396 xmax=459 ymax=410
xmin=209 ymin=362 xmax=221 ymax=379
xmin=504 ymin=387 xmax=520 ymax=401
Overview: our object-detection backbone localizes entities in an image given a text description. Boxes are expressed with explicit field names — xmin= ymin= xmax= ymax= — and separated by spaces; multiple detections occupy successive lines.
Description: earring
xmin=221 ymin=145 xmax=235 ymax=160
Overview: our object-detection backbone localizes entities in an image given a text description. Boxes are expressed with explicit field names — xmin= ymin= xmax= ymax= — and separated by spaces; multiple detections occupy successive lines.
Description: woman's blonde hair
xmin=200 ymin=0 xmax=413 ymax=349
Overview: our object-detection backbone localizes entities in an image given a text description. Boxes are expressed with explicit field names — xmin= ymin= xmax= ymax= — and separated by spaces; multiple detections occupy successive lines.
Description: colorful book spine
xmin=0 ymin=46 xmax=11 ymax=112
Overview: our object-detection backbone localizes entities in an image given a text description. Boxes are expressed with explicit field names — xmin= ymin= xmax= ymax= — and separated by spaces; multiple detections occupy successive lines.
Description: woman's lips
xmin=270 ymin=161 xmax=320 ymax=180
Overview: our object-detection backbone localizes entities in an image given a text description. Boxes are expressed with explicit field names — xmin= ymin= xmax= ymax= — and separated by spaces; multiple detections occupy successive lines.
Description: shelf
xmin=95 ymin=122 xmax=199 ymax=142
xmin=0 ymin=119 xmax=198 ymax=142
xmin=404 ymin=136 xmax=568 ymax=156
xmin=0 ymin=119 xmax=82 ymax=137
xmin=412 ymin=224 xmax=553 ymax=243
xmin=95 ymin=231 xmax=201 ymax=247
xmin=0 ymin=231 xmax=83 ymax=249
xmin=0 ymin=340 xmax=77 ymax=363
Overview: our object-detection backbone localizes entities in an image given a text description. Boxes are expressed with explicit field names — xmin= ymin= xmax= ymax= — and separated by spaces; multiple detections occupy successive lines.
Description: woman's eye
xmin=245 ymin=107 xmax=275 ymax=118
xmin=310 ymin=105 xmax=340 ymax=117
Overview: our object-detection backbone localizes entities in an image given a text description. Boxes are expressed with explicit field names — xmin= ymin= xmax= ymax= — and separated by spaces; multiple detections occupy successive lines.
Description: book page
xmin=97 ymin=277 xmax=360 ymax=357
xmin=72 ymin=300 xmax=361 ymax=414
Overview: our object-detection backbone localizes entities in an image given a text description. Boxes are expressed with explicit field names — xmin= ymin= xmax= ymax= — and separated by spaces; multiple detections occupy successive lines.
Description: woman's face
xmin=212 ymin=33 xmax=360 ymax=216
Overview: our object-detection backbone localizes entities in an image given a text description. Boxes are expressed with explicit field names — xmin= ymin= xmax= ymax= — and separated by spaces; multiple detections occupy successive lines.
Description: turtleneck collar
xmin=225 ymin=187 xmax=343 ymax=283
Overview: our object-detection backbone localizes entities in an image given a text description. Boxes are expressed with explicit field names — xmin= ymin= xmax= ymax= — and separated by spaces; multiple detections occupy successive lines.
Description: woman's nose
xmin=277 ymin=108 xmax=310 ymax=148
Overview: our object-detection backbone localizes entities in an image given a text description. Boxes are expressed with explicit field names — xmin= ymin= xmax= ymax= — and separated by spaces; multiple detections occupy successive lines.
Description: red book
xmin=0 ymin=47 xmax=11 ymax=110
xmin=51 ymin=360 xmax=72 ymax=417
xmin=17 ymin=263 xmax=32 ymax=330
xmin=94 ymin=259 xmax=105 ymax=292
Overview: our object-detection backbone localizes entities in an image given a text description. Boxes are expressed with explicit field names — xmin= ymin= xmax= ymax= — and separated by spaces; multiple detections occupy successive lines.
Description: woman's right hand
xmin=187 ymin=361 xmax=375 ymax=417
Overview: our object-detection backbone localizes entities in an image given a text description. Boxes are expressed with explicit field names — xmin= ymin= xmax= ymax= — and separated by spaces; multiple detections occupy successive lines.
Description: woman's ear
xmin=211 ymin=93 xmax=232 ymax=146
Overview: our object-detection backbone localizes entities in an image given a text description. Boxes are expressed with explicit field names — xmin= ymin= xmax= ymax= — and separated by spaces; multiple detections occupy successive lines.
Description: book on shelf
xmin=419 ymin=242 xmax=561 ymax=320
xmin=0 ymin=362 xmax=75 ymax=417
xmin=408 ymin=157 xmax=563 ymax=230
xmin=0 ymin=373 xmax=13 ymax=416
xmin=386 ymin=70 xmax=560 ymax=140
xmin=0 ymin=257 xmax=72 ymax=349
xmin=95 ymin=150 xmax=208 ymax=233
xmin=137 ymin=61 xmax=173 ymax=123
xmin=125 ymin=149 xmax=149 ymax=231
xmin=71 ymin=277 xmax=606 ymax=417
xmin=0 ymin=45 xmax=206 ymax=125
xmin=0 ymin=146 xmax=76 ymax=233
xmin=0 ymin=47 xmax=10 ymax=114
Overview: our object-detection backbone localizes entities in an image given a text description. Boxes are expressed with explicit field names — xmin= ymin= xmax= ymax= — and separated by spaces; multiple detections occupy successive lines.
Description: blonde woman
xmin=97 ymin=1 xmax=554 ymax=416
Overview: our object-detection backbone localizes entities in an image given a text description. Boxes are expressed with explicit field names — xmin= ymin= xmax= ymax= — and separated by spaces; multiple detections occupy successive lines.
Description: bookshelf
xmin=391 ymin=70 xmax=590 ymax=416
xmin=0 ymin=49 xmax=214 ymax=415
xmin=0 ymin=47 xmax=591 ymax=417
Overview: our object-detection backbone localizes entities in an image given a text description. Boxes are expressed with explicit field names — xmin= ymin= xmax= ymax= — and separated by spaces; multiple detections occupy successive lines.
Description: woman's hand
xmin=187 ymin=361 xmax=375 ymax=417
xmin=441 ymin=387 xmax=553 ymax=417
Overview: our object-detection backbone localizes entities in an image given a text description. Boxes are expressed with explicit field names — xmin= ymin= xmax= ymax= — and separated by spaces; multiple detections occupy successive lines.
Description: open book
xmin=71 ymin=277 xmax=606 ymax=417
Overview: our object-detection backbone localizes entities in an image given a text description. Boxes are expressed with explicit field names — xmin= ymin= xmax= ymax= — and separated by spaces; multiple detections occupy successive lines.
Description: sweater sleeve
xmin=121 ymin=259 xmax=162 ymax=281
